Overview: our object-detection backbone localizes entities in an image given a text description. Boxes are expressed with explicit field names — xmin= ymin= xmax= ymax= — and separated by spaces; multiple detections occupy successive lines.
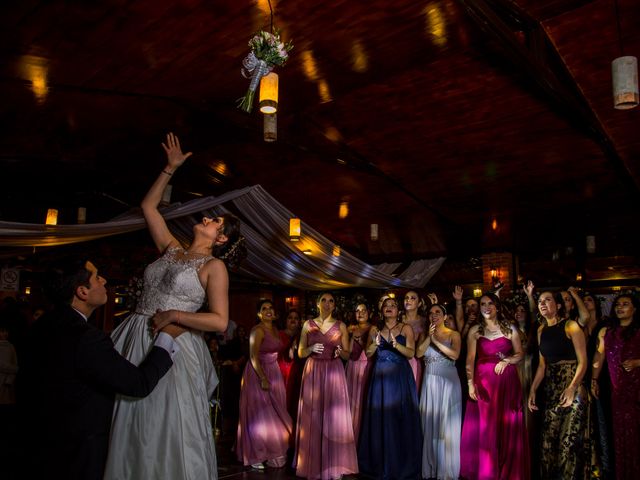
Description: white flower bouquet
xmin=238 ymin=30 xmax=293 ymax=113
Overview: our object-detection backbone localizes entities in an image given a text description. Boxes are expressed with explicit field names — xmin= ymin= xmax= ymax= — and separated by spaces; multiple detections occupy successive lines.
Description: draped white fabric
xmin=0 ymin=185 xmax=444 ymax=289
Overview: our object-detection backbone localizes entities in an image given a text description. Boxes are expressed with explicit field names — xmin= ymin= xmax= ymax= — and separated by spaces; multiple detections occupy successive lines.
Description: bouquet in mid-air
xmin=238 ymin=30 xmax=293 ymax=113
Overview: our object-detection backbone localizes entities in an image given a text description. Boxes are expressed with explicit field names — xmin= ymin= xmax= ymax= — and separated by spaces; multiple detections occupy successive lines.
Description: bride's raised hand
xmin=162 ymin=132 xmax=192 ymax=169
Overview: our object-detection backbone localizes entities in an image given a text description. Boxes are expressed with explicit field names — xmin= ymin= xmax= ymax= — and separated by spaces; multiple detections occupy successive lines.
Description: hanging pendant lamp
xmin=259 ymin=72 xmax=279 ymax=114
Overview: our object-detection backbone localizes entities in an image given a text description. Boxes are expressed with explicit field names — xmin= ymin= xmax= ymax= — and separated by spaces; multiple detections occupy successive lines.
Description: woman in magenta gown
xmin=236 ymin=300 xmax=292 ymax=469
xmin=294 ymin=292 xmax=358 ymax=480
xmin=345 ymin=302 xmax=372 ymax=443
xmin=460 ymin=293 xmax=529 ymax=480
xmin=591 ymin=294 xmax=640 ymax=479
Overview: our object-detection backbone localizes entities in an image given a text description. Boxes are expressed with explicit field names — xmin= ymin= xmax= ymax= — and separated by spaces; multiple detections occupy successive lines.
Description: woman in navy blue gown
xmin=358 ymin=296 xmax=422 ymax=479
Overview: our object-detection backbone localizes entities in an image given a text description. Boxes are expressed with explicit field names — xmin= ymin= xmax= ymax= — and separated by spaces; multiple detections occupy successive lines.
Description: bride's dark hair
xmin=212 ymin=213 xmax=247 ymax=269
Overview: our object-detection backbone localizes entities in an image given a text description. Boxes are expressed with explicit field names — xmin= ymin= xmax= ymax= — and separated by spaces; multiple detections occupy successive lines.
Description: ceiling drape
xmin=0 ymin=185 xmax=444 ymax=289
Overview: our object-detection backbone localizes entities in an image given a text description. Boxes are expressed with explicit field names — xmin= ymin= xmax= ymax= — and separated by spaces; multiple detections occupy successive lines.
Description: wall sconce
xmin=24 ymin=286 xmax=31 ymax=295
xmin=370 ymin=223 xmax=379 ymax=241
xmin=77 ymin=207 xmax=87 ymax=224
xmin=338 ymin=201 xmax=349 ymax=219
xmin=490 ymin=266 xmax=500 ymax=283
xmin=473 ymin=287 xmax=483 ymax=298
xmin=491 ymin=218 xmax=498 ymax=231
xmin=259 ymin=72 xmax=278 ymax=114
xmin=264 ymin=113 xmax=277 ymax=142
xmin=586 ymin=235 xmax=596 ymax=254
xmin=332 ymin=245 xmax=341 ymax=257
xmin=160 ymin=184 xmax=172 ymax=206
xmin=576 ymin=273 xmax=583 ymax=282
xmin=289 ymin=218 xmax=301 ymax=241
xmin=45 ymin=208 xmax=58 ymax=225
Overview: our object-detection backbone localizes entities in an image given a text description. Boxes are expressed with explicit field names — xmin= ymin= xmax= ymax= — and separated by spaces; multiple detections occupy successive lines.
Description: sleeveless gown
xmin=104 ymin=247 xmax=218 ymax=480
xmin=236 ymin=328 xmax=292 ymax=465
xmin=460 ymin=336 xmax=529 ymax=480
xmin=420 ymin=342 xmax=461 ymax=480
xmin=605 ymin=327 xmax=640 ymax=479
xmin=294 ymin=320 xmax=358 ymax=480
xmin=345 ymin=332 xmax=372 ymax=443
xmin=408 ymin=321 xmax=425 ymax=394
xmin=358 ymin=335 xmax=422 ymax=479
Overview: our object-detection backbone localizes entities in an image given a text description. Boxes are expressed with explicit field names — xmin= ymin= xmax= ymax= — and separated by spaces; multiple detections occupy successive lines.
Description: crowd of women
xmin=236 ymin=286 xmax=640 ymax=480
xmin=90 ymin=134 xmax=637 ymax=480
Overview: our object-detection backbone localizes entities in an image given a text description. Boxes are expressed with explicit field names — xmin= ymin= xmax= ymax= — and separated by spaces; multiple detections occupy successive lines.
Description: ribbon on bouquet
xmin=242 ymin=52 xmax=272 ymax=96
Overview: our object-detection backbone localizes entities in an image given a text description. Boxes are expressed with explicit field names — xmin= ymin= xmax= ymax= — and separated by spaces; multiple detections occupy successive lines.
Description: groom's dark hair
xmin=44 ymin=258 xmax=92 ymax=305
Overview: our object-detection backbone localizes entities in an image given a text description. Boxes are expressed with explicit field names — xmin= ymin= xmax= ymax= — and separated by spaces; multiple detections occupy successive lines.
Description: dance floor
xmin=216 ymin=433 xmax=299 ymax=480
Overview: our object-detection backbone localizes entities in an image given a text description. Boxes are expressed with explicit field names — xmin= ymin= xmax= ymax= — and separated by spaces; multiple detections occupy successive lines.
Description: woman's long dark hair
xmin=561 ymin=290 xmax=579 ymax=321
xmin=477 ymin=292 xmax=513 ymax=337
xmin=537 ymin=291 xmax=566 ymax=327
xmin=609 ymin=294 xmax=640 ymax=341
xmin=212 ymin=213 xmax=247 ymax=269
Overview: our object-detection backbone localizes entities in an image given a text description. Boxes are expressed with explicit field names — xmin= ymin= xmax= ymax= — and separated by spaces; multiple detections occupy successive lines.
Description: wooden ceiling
xmin=0 ymin=0 xmax=638 ymax=269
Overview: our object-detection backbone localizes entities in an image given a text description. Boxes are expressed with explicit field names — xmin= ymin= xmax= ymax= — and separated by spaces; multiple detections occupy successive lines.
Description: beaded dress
xmin=104 ymin=247 xmax=218 ymax=480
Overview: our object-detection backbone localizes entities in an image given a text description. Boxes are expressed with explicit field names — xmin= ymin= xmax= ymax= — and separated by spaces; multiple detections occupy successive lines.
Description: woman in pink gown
xmin=461 ymin=293 xmax=529 ymax=480
xmin=237 ymin=300 xmax=292 ymax=469
xmin=294 ymin=292 xmax=358 ymax=480
xmin=345 ymin=302 xmax=372 ymax=443
xmin=591 ymin=294 xmax=640 ymax=479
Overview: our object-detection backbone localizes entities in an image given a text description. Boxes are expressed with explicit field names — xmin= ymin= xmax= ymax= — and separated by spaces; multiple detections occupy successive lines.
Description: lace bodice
xmin=136 ymin=247 xmax=212 ymax=316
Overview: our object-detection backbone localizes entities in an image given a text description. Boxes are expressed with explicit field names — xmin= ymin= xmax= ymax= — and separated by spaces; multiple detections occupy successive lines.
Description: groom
xmin=19 ymin=258 xmax=186 ymax=480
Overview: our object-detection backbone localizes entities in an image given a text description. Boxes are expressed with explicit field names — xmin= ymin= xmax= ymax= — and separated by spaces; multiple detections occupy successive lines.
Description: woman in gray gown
xmin=416 ymin=303 xmax=462 ymax=480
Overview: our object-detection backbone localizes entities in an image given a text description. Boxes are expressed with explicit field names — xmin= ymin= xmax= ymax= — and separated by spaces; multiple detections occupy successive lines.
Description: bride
xmin=104 ymin=133 xmax=246 ymax=479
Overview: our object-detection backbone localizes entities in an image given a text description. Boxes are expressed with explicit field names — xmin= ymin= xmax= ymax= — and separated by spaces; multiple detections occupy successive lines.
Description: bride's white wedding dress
xmin=104 ymin=247 xmax=218 ymax=480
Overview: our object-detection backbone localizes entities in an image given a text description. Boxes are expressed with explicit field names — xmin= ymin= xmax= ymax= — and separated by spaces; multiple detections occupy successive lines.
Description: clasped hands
xmin=309 ymin=342 xmax=343 ymax=358
xmin=375 ymin=331 xmax=399 ymax=349
xmin=151 ymin=309 xmax=188 ymax=338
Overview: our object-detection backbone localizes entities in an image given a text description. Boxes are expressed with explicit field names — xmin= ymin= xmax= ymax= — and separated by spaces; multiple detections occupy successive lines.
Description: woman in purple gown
xmin=460 ymin=293 xmax=529 ymax=480
xmin=345 ymin=302 xmax=372 ymax=443
xmin=236 ymin=300 xmax=292 ymax=469
xmin=294 ymin=292 xmax=358 ymax=480
xmin=591 ymin=294 xmax=640 ymax=479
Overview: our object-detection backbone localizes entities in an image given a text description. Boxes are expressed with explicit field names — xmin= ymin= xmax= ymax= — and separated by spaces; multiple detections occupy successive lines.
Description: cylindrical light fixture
xmin=259 ymin=72 xmax=279 ymax=114
xmin=45 ymin=208 xmax=58 ymax=225
xmin=264 ymin=113 xmax=277 ymax=142
xmin=370 ymin=223 xmax=379 ymax=241
xmin=338 ymin=201 xmax=349 ymax=219
xmin=161 ymin=184 xmax=172 ymax=206
xmin=612 ymin=56 xmax=639 ymax=109
xmin=289 ymin=218 xmax=301 ymax=241
xmin=77 ymin=207 xmax=86 ymax=224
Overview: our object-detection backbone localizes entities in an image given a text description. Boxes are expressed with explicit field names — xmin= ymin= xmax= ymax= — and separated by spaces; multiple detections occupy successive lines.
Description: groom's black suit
xmin=19 ymin=305 xmax=173 ymax=480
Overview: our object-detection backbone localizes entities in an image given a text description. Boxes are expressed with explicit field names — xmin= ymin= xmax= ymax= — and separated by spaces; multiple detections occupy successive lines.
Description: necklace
xmin=384 ymin=321 xmax=400 ymax=332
